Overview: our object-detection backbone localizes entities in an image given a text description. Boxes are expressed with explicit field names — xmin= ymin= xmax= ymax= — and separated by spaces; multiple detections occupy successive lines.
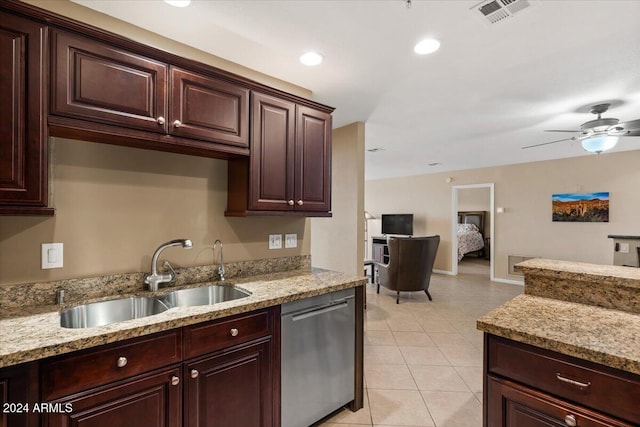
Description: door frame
xmin=451 ymin=183 xmax=495 ymax=280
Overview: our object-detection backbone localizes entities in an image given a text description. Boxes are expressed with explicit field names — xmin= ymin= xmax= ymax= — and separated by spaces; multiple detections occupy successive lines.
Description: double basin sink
xmin=60 ymin=285 xmax=251 ymax=329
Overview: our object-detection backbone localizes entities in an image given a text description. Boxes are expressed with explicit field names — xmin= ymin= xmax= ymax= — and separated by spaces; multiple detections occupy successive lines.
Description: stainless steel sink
xmin=160 ymin=285 xmax=251 ymax=308
xmin=60 ymin=296 xmax=170 ymax=329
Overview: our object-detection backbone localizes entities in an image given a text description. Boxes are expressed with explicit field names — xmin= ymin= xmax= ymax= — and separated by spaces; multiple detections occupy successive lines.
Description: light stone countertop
xmin=478 ymin=258 xmax=640 ymax=376
xmin=0 ymin=268 xmax=366 ymax=369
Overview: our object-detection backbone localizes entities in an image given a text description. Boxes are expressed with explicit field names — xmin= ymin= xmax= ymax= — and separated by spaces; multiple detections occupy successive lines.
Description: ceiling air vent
xmin=471 ymin=0 xmax=532 ymax=25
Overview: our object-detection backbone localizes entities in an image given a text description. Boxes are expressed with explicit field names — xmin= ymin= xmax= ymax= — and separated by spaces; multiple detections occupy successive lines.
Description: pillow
xmin=457 ymin=223 xmax=479 ymax=232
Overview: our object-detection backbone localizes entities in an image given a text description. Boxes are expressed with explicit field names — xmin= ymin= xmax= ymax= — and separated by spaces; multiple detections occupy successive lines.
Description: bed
xmin=457 ymin=211 xmax=486 ymax=261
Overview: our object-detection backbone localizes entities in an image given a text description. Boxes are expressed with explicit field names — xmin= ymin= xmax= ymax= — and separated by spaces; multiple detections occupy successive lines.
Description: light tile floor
xmin=319 ymin=258 xmax=523 ymax=427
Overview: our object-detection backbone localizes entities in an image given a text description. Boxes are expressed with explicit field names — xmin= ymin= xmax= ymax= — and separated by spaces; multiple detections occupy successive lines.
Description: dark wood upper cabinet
xmin=0 ymin=1 xmax=332 ymax=216
xmin=226 ymin=92 xmax=332 ymax=216
xmin=51 ymin=29 xmax=168 ymax=133
xmin=169 ymin=67 xmax=248 ymax=147
xmin=248 ymin=92 xmax=296 ymax=211
xmin=49 ymin=29 xmax=251 ymax=159
xmin=295 ymin=105 xmax=331 ymax=212
xmin=0 ymin=11 xmax=51 ymax=215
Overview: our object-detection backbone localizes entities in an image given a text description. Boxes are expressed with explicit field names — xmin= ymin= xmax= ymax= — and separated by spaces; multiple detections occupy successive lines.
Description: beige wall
xmin=0 ymin=138 xmax=308 ymax=285
xmin=366 ymin=150 xmax=640 ymax=282
xmin=311 ymin=123 xmax=365 ymax=276
xmin=1 ymin=1 xmax=316 ymax=286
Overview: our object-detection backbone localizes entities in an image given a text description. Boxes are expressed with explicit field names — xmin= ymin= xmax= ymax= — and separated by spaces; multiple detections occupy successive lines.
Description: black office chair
xmin=375 ymin=236 xmax=440 ymax=304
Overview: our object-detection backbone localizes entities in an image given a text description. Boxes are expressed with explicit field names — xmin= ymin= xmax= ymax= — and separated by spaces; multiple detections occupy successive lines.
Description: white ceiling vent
xmin=471 ymin=0 xmax=532 ymax=25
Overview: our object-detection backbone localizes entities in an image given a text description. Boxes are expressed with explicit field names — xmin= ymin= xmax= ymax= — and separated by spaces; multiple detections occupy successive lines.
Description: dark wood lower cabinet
xmin=487 ymin=376 xmax=633 ymax=427
xmin=484 ymin=334 xmax=640 ymax=427
xmin=0 ymin=362 xmax=39 ymax=427
xmin=184 ymin=338 xmax=273 ymax=427
xmin=43 ymin=366 xmax=181 ymax=427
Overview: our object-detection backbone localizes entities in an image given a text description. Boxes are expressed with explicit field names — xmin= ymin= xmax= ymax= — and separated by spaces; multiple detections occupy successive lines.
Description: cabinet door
xmin=185 ymin=339 xmax=273 ymax=427
xmin=0 ymin=12 xmax=49 ymax=212
xmin=169 ymin=67 xmax=248 ymax=147
xmin=0 ymin=363 xmax=39 ymax=427
xmin=249 ymin=92 xmax=295 ymax=211
xmin=295 ymin=106 xmax=331 ymax=212
xmin=43 ymin=367 xmax=181 ymax=427
xmin=51 ymin=30 xmax=167 ymax=133
xmin=486 ymin=376 xmax=634 ymax=427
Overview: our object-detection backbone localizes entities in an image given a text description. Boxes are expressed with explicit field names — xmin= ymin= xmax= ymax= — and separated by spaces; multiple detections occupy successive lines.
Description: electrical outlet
xmin=269 ymin=234 xmax=282 ymax=249
xmin=42 ymin=243 xmax=63 ymax=269
xmin=285 ymin=233 xmax=297 ymax=248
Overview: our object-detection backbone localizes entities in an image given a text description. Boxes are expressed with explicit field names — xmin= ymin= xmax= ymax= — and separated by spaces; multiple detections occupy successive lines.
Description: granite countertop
xmin=477 ymin=294 xmax=640 ymax=375
xmin=0 ymin=268 xmax=366 ymax=369
xmin=478 ymin=258 xmax=640 ymax=376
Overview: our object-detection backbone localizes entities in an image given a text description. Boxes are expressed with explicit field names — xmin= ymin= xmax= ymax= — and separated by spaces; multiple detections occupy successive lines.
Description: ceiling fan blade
xmin=544 ymin=129 xmax=581 ymax=133
xmin=616 ymin=119 xmax=640 ymax=135
xmin=522 ymin=137 xmax=577 ymax=149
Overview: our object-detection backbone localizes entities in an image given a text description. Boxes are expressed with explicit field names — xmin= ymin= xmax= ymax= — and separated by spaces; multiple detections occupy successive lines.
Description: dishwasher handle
xmin=290 ymin=301 xmax=349 ymax=322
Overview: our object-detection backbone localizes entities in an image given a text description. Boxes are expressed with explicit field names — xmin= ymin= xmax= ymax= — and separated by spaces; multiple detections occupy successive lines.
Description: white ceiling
xmin=73 ymin=0 xmax=640 ymax=181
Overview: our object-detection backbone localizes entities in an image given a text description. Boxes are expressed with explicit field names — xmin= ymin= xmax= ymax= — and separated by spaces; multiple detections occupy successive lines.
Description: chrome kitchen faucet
xmin=213 ymin=239 xmax=225 ymax=281
xmin=145 ymin=239 xmax=193 ymax=291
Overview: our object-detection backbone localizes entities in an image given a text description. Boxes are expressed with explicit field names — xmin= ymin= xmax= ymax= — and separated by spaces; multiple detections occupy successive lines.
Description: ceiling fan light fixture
xmin=300 ymin=51 xmax=323 ymax=66
xmin=581 ymin=135 xmax=618 ymax=154
xmin=414 ymin=38 xmax=441 ymax=55
xmin=164 ymin=0 xmax=191 ymax=7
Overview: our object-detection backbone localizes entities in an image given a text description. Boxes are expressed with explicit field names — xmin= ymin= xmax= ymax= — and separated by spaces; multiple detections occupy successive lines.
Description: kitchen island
xmin=477 ymin=259 xmax=640 ymax=426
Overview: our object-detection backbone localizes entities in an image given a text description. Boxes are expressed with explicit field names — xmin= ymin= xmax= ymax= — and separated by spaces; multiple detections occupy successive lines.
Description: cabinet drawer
xmin=487 ymin=376 xmax=634 ymax=427
xmin=42 ymin=330 xmax=182 ymax=400
xmin=184 ymin=309 xmax=272 ymax=359
xmin=487 ymin=335 xmax=640 ymax=424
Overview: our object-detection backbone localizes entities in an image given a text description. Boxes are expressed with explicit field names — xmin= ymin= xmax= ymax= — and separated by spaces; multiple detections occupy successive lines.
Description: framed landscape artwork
xmin=552 ymin=192 xmax=609 ymax=222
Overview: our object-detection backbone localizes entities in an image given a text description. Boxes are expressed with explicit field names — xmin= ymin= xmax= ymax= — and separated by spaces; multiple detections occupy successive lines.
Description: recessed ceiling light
xmin=164 ymin=0 xmax=191 ymax=7
xmin=414 ymin=38 xmax=441 ymax=55
xmin=300 ymin=52 xmax=323 ymax=66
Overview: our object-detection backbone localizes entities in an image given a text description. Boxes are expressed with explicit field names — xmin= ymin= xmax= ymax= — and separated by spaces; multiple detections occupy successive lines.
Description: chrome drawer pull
xmin=116 ymin=356 xmax=128 ymax=368
xmin=556 ymin=373 xmax=591 ymax=389
xmin=564 ymin=414 xmax=577 ymax=426
xmin=230 ymin=328 xmax=239 ymax=337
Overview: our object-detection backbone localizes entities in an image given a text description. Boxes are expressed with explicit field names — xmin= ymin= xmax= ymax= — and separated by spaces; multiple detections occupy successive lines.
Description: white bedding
xmin=457 ymin=223 xmax=484 ymax=261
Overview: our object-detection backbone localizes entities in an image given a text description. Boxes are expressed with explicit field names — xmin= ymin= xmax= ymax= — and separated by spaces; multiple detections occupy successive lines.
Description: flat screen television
xmin=381 ymin=214 xmax=413 ymax=236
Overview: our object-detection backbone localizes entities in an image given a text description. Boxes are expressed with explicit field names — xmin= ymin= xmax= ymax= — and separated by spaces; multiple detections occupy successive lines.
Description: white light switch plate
xmin=620 ymin=243 xmax=630 ymax=253
xmin=42 ymin=243 xmax=63 ymax=269
xmin=285 ymin=233 xmax=297 ymax=248
xmin=269 ymin=234 xmax=282 ymax=250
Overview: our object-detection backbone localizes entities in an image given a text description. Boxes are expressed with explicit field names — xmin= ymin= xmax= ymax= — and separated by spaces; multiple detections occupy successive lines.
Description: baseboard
xmin=492 ymin=277 xmax=524 ymax=286
xmin=433 ymin=269 xmax=455 ymax=275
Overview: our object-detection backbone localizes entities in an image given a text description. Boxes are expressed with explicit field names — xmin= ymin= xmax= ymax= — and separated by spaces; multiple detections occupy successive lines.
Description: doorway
xmin=451 ymin=183 xmax=494 ymax=280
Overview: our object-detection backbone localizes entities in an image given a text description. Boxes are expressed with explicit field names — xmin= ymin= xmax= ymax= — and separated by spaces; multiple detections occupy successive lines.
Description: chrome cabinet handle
xmin=288 ymin=200 xmax=294 ymax=206
xmin=564 ymin=414 xmax=577 ymax=427
xmin=171 ymin=376 xmax=180 ymax=386
xmin=157 ymin=116 xmax=165 ymax=125
xmin=556 ymin=373 xmax=591 ymax=389
xmin=173 ymin=120 xmax=182 ymax=128
xmin=296 ymin=200 xmax=303 ymax=206
xmin=190 ymin=369 xmax=199 ymax=379
xmin=116 ymin=356 xmax=127 ymax=368
xmin=230 ymin=328 xmax=239 ymax=337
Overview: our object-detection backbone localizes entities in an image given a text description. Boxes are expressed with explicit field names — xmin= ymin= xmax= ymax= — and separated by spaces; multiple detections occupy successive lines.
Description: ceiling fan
xmin=523 ymin=103 xmax=640 ymax=153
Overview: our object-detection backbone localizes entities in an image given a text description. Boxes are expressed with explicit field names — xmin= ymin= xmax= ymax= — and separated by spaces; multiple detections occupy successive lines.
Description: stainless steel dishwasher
xmin=281 ymin=288 xmax=355 ymax=427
